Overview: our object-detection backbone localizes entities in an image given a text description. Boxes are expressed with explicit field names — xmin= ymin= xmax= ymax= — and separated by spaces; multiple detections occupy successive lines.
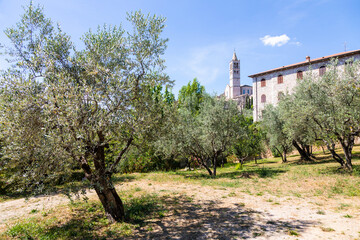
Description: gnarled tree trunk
xmin=324 ymin=140 xmax=345 ymax=167
xmin=89 ymin=133 xmax=127 ymax=222
xmin=274 ymin=146 xmax=286 ymax=163
xmin=282 ymin=151 xmax=287 ymax=163
xmin=338 ymin=136 xmax=354 ymax=171
xmin=212 ymin=156 xmax=217 ymax=177
xmin=292 ymin=140 xmax=313 ymax=162
xmin=95 ymin=176 xmax=125 ymax=222
xmin=195 ymin=157 xmax=213 ymax=176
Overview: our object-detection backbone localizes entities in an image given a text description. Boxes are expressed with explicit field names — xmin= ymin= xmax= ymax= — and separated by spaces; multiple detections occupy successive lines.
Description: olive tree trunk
xmin=338 ymin=136 xmax=354 ymax=171
xmin=195 ymin=157 xmax=213 ymax=176
xmin=212 ymin=156 xmax=217 ymax=177
xmin=86 ymin=140 xmax=126 ymax=222
xmin=324 ymin=140 xmax=345 ymax=167
xmin=292 ymin=140 xmax=313 ymax=162
xmin=94 ymin=176 xmax=125 ymax=222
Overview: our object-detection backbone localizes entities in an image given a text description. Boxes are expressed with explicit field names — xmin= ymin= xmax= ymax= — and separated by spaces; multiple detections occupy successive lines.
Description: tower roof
xmin=232 ymin=51 xmax=238 ymax=61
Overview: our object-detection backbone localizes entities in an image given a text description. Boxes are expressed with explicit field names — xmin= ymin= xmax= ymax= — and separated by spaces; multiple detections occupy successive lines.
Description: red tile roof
xmin=248 ymin=49 xmax=360 ymax=78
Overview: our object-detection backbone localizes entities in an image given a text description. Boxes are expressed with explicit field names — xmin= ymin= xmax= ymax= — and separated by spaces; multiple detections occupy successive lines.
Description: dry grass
xmin=2 ymin=187 xmax=169 ymax=239
xmin=2 ymin=145 xmax=360 ymax=239
xmin=132 ymin=145 xmax=360 ymax=209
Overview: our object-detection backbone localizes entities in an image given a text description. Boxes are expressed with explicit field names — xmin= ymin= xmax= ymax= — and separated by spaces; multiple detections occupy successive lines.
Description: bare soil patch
xmin=1 ymin=178 xmax=359 ymax=239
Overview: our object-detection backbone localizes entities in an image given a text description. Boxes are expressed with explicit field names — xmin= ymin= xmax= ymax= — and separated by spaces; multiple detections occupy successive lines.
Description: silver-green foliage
xmin=261 ymin=104 xmax=293 ymax=162
xmin=287 ymin=59 xmax=360 ymax=170
xmin=0 ymin=3 xmax=171 ymax=221
xmin=159 ymin=95 xmax=243 ymax=176
xmin=270 ymin=59 xmax=360 ymax=169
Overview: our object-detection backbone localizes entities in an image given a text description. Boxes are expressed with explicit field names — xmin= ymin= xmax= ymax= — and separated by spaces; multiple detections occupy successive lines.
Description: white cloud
xmin=290 ymin=41 xmax=302 ymax=46
xmin=260 ymin=34 xmax=290 ymax=47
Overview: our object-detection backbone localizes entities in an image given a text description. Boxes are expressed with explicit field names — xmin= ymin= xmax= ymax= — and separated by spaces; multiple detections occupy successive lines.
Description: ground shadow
xmin=289 ymin=158 xmax=337 ymax=166
xmin=175 ymin=167 xmax=287 ymax=180
xmin=288 ymin=151 xmax=360 ymax=167
xmin=318 ymin=164 xmax=360 ymax=176
xmin=8 ymin=192 xmax=316 ymax=239
xmin=128 ymin=194 xmax=316 ymax=239
xmin=112 ymin=174 xmax=137 ymax=184
xmin=217 ymin=168 xmax=287 ymax=179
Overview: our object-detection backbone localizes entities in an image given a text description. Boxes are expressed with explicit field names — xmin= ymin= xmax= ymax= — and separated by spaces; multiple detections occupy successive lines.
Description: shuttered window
xmin=261 ymin=78 xmax=266 ymax=87
xmin=261 ymin=94 xmax=266 ymax=103
xmin=319 ymin=66 xmax=326 ymax=76
xmin=277 ymin=75 xmax=283 ymax=84
xmin=297 ymin=71 xmax=303 ymax=80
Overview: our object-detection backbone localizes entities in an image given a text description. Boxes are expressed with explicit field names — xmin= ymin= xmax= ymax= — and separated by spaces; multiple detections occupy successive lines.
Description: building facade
xmin=249 ymin=49 xmax=360 ymax=121
xmin=224 ymin=52 xmax=252 ymax=107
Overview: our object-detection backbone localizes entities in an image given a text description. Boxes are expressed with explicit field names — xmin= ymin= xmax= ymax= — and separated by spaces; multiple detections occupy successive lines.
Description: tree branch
xmin=107 ymin=136 xmax=133 ymax=174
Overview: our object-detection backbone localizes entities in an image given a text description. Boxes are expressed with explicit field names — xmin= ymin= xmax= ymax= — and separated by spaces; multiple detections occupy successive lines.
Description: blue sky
xmin=0 ymin=0 xmax=359 ymax=96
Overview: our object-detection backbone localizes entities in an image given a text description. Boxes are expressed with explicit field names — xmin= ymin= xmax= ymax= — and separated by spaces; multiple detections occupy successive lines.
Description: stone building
xmin=249 ymin=49 xmax=360 ymax=121
xmin=224 ymin=52 xmax=252 ymax=108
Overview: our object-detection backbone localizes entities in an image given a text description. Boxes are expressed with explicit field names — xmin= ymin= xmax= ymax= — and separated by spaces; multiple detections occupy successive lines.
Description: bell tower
xmin=229 ymin=51 xmax=240 ymax=98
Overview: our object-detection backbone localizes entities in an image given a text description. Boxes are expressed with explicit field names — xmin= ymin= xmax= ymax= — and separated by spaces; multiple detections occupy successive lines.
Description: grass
xmin=3 ymin=190 xmax=168 ymax=239
xmin=125 ymin=145 xmax=360 ymax=200
xmin=2 ymin=146 xmax=359 ymax=204
xmin=288 ymin=229 xmax=300 ymax=236
xmin=2 ymin=145 xmax=360 ymax=238
xmin=321 ymin=227 xmax=335 ymax=232
xmin=316 ymin=210 xmax=326 ymax=215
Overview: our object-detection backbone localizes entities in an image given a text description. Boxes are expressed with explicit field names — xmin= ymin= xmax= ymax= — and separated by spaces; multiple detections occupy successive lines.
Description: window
xmin=345 ymin=60 xmax=353 ymax=66
xmin=247 ymin=89 xmax=250 ymax=94
xmin=261 ymin=78 xmax=266 ymax=87
xmin=277 ymin=75 xmax=283 ymax=84
xmin=345 ymin=60 xmax=353 ymax=73
xmin=297 ymin=70 xmax=303 ymax=80
xmin=243 ymin=90 xmax=245 ymax=94
xmin=319 ymin=66 xmax=326 ymax=76
xmin=278 ymin=91 xmax=284 ymax=101
xmin=261 ymin=94 xmax=266 ymax=103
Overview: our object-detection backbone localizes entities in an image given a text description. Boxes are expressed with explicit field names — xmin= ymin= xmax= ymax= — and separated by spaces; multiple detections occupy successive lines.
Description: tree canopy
xmin=262 ymin=59 xmax=360 ymax=170
xmin=0 ymin=3 xmax=171 ymax=222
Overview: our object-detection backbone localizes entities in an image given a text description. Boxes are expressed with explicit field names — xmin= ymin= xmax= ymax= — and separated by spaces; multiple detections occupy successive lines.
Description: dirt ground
xmin=1 ymin=178 xmax=359 ymax=239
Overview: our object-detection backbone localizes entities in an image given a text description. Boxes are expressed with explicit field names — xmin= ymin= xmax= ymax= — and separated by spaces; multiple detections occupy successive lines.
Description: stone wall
xmin=252 ymin=54 xmax=360 ymax=121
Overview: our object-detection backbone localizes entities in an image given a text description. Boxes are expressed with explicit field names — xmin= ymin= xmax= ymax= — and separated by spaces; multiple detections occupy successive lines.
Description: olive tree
xmin=289 ymin=59 xmax=360 ymax=170
xmin=159 ymin=96 xmax=243 ymax=176
xmin=278 ymin=94 xmax=316 ymax=162
xmin=261 ymin=104 xmax=293 ymax=163
xmin=233 ymin=117 xmax=264 ymax=166
xmin=0 ymin=3 xmax=170 ymax=222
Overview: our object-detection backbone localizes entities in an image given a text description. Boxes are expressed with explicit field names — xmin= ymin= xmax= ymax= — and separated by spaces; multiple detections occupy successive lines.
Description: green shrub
xmin=270 ymin=147 xmax=282 ymax=157
xmin=118 ymin=148 xmax=180 ymax=173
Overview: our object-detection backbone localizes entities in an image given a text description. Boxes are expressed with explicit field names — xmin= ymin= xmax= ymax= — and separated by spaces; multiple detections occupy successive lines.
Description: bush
xmin=118 ymin=148 xmax=180 ymax=173
xmin=227 ymin=154 xmax=239 ymax=163
xmin=270 ymin=147 xmax=282 ymax=157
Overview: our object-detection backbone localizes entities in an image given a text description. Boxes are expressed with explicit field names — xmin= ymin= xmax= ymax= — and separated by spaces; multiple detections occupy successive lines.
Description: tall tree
xmin=178 ymin=78 xmax=205 ymax=115
xmin=0 ymin=3 xmax=170 ymax=222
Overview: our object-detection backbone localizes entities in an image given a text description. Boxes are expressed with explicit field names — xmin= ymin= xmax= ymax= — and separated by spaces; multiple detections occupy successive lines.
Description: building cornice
xmin=248 ymin=49 xmax=360 ymax=78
